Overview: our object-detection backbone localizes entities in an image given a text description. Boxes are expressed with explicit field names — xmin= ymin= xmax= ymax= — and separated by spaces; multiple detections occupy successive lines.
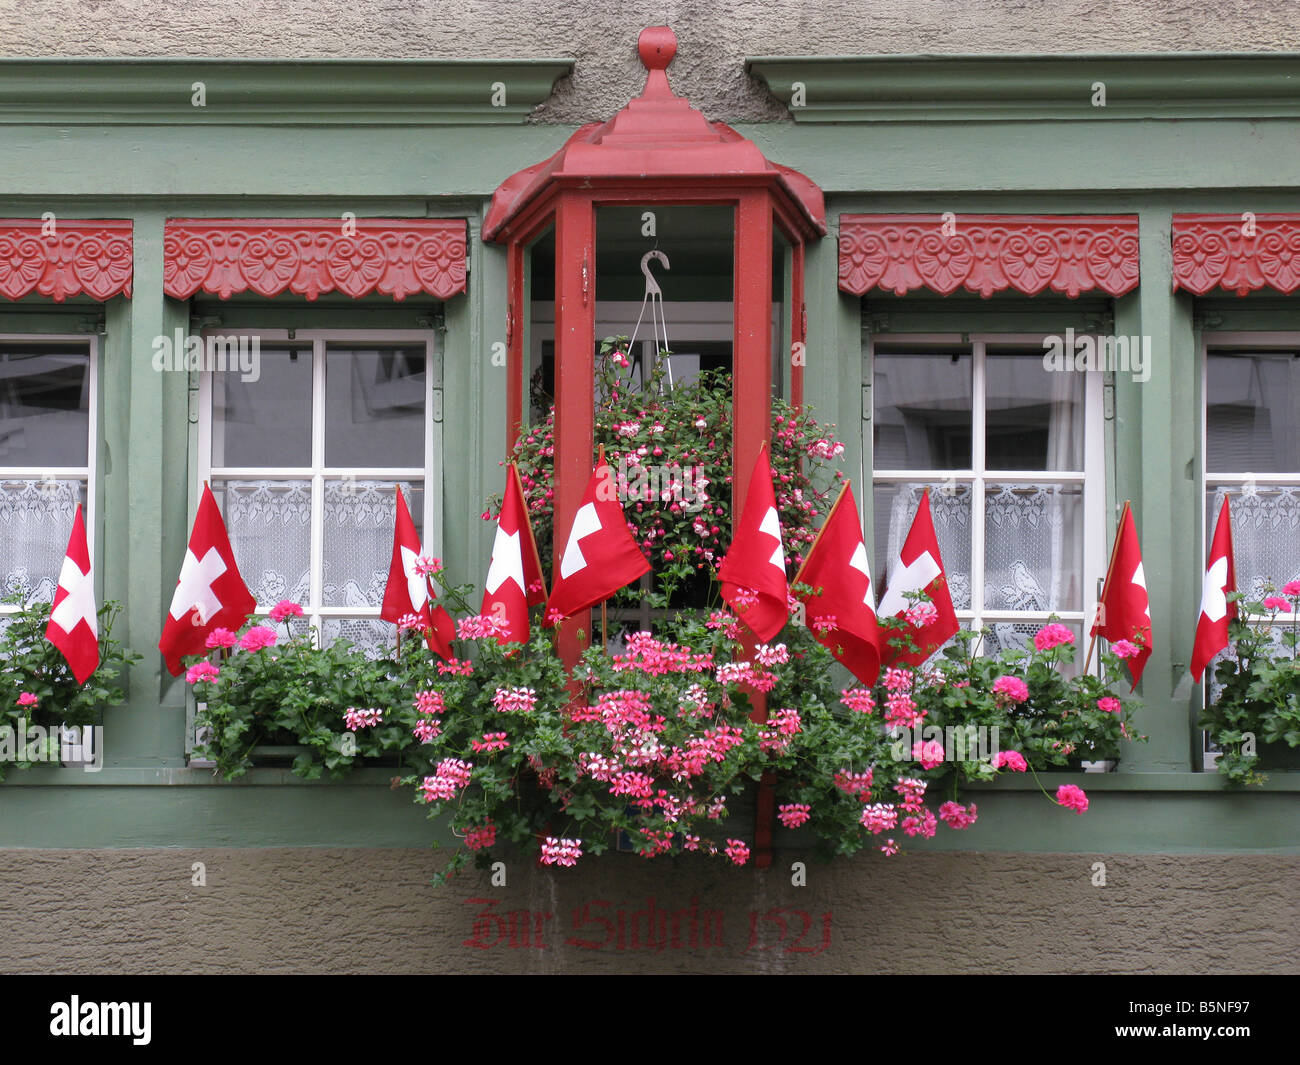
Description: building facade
xmin=0 ymin=3 xmax=1297 ymax=973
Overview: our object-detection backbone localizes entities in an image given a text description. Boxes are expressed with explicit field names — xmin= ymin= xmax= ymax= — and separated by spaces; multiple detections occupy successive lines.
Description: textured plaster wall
xmin=2 ymin=0 xmax=1300 ymax=123
xmin=0 ymin=849 xmax=1295 ymax=974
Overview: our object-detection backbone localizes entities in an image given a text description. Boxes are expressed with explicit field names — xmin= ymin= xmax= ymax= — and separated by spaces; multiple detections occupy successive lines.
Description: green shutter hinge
xmin=1103 ymin=380 xmax=1115 ymax=420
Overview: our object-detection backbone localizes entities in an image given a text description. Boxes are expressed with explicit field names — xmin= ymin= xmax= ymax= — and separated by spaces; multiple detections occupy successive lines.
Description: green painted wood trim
xmin=0 ymin=777 xmax=1294 ymax=850
xmin=746 ymin=53 xmax=1300 ymax=123
xmin=0 ymin=58 xmax=574 ymax=126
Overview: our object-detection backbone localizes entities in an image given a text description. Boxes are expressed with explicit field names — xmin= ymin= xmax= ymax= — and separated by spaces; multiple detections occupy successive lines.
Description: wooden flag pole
xmin=596 ymin=443 xmax=609 ymax=652
xmin=791 ymin=479 xmax=852 ymax=591
xmin=1084 ymin=499 xmax=1131 ymax=673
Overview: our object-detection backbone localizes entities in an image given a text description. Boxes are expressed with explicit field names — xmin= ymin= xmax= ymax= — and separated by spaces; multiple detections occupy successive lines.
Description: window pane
xmin=984 ymin=483 xmax=1083 ymax=611
xmin=1208 ymin=485 xmax=1300 ymax=599
xmin=215 ymin=479 xmax=311 ymax=609
xmin=985 ymin=348 xmax=1083 ymax=471
xmin=0 ymin=343 xmax=90 ymax=467
xmin=1206 ymin=351 xmax=1300 ymax=473
xmin=981 ymin=619 xmax=1084 ymax=676
xmin=322 ymin=480 xmax=423 ymax=607
xmin=873 ymin=481 xmax=972 ymax=611
xmin=320 ymin=617 xmax=394 ymax=660
xmin=325 ymin=346 xmax=425 ymax=468
xmin=873 ymin=350 xmax=972 ymax=470
xmin=212 ymin=347 xmax=312 ymax=468
xmin=0 ymin=477 xmax=86 ymax=603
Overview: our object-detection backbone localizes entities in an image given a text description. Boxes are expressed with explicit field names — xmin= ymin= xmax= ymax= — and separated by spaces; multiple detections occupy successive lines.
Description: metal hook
xmin=640 ymin=249 xmax=670 ymax=297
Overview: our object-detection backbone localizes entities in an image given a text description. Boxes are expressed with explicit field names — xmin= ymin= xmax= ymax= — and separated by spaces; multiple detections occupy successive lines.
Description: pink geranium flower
xmin=16 ymin=692 xmax=38 ymax=707
xmin=992 ymin=674 xmax=1030 ymax=704
xmin=540 ymin=837 xmax=583 ymax=867
xmin=1056 ymin=784 xmax=1089 ymax=814
xmin=268 ymin=600 xmax=304 ymax=623
xmin=185 ymin=661 xmax=220 ymax=684
xmin=239 ymin=626 xmax=278 ymax=651
xmin=1282 ymin=580 xmax=1300 ymax=598
xmin=938 ymin=801 xmax=978 ymax=830
xmin=912 ymin=739 xmax=945 ymax=770
xmin=1263 ymin=596 xmax=1290 ymax=612
xmin=724 ymin=839 xmax=750 ymax=866
xmin=860 ymin=803 xmax=898 ymax=834
xmin=343 ymin=707 xmax=382 ymax=731
xmin=778 ymin=803 xmax=811 ymax=828
xmin=992 ymin=750 xmax=1028 ymax=772
xmin=905 ymin=601 xmax=939 ymax=628
xmin=205 ymin=627 xmax=237 ymax=649
xmin=1033 ymin=623 xmax=1076 ymax=651
xmin=464 ymin=823 xmax=496 ymax=851
xmin=1097 ymin=696 xmax=1122 ymax=714
xmin=1111 ymin=639 xmax=1141 ymax=659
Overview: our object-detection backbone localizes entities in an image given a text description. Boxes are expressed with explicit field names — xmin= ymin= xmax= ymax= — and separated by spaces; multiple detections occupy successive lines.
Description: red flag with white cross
xmin=159 ymin=483 xmax=257 ymax=676
xmin=1090 ymin=500 xmax=1153 ymax=689
xmin=545 ymin=457 xmax=650 ymax=625
xmin=45 ymin=503 xmax=100 ymax=685
xmin=718 ymin=444 xmax=789 ymax=642
xmin=1190 ymin=495 xmax=1236 ymax=683
xmin=482 ymin=463 xmax=547 ymax=646
xmin=381 ymin=487 xmax=455 ymax=658
xmin=877 ymin=488 xmax=960 ymax=668
xmin=793 ymin=482 xmax=882 ymax=685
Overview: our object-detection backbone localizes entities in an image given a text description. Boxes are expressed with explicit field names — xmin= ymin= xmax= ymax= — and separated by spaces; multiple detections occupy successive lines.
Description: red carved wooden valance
xmin=163 ymin=219 xmax=467 ymax=302
xmin=838 ymin=214 xmax=1140 ymax=299
xmin=0 ymin=219 xmax=132 ymax=302
xmin=1172 ymin=213 xmax=1300 ymax=296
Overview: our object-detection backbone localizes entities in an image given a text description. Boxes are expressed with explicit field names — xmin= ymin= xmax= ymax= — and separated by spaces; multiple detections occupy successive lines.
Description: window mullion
xmin=970 ymin=340 xmax=986 ymax=633
xmin=310 ymin=339 xmax=326 ymax=645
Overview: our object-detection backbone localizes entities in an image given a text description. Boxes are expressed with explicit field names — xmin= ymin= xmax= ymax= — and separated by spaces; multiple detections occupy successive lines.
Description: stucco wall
xmin=1 ymin=849 xmax=1295 ymax=973
xmin=2 ymin=0 xmax=1299 ymax=123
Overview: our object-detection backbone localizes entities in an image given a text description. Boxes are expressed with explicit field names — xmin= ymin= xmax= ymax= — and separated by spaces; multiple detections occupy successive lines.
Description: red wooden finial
xmin=637 ymin=25 xmax=676 ymax=71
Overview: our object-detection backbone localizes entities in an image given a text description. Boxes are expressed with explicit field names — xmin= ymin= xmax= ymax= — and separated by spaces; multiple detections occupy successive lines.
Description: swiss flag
xmin=45 ymin=503 xmax=100 ymax=684
xmin=792 ymin=483 xmax=882 ymax=685
xmin=877 ymin=488 xmax=959 ymax=668
xmin=482 ymin=463 xmax=547 ymax=646
xmin=718 ymin=445 xmax=789 ymax=642
xmin=160 ymin=484 xmax=257 ymax=676
xmin=1191 ymin=496 xmax=1236 ymax=682
xmin=1091 ymin=501 xmax=1153 ymax=689
xmin=381 ymin=488 xmax=454 ymax=658
xmin=544 ymin=458 xmax=650 ymax=625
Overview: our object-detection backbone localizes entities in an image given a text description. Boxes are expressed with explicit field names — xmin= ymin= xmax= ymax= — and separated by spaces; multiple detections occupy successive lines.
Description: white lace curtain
xmin=0 ymin=478 xmax=84 ymax=605
xmin=219 ymin=478 xmax=420 ymax=658
xmin=1210 ymin=485 xmax=1300 ymax=597
xmin=887 ymin=481 xmax=1080 ymax=656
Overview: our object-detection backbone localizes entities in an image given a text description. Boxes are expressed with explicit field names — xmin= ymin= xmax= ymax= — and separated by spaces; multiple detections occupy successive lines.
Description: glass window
xmin=0 ymin=338 xmax=94 ymax=612
xmin=203 ymin=331 xmax=438 ymax=657
xmin=1205 ymin=346 xmax=1300 ymax=608
xmin=872 ymin=337 xmax=1101 ymax=662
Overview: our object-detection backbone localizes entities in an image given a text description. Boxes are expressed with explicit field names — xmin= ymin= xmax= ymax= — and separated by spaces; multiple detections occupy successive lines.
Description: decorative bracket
xmin=839 ymin=214 xmax=1140 ymax=299
xmin=1172 ymin=213 xmax=1300 ymax=296
xmin=163 ymin=218 xmax=467 ymax=301
xmin=0 ymin=219 xmax=132 ymax=302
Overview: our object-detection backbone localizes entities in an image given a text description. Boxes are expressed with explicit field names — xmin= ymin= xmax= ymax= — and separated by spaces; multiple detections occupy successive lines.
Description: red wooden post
xmin=506 ymin=239 xmax=525 ymax=454
xmin=552 ymin=192 xmax=596 ymax=667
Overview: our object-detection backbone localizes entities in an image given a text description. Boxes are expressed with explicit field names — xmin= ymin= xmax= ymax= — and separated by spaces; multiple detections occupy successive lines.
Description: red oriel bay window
xmin=485 ymin=25 xmax=825 ymax=866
